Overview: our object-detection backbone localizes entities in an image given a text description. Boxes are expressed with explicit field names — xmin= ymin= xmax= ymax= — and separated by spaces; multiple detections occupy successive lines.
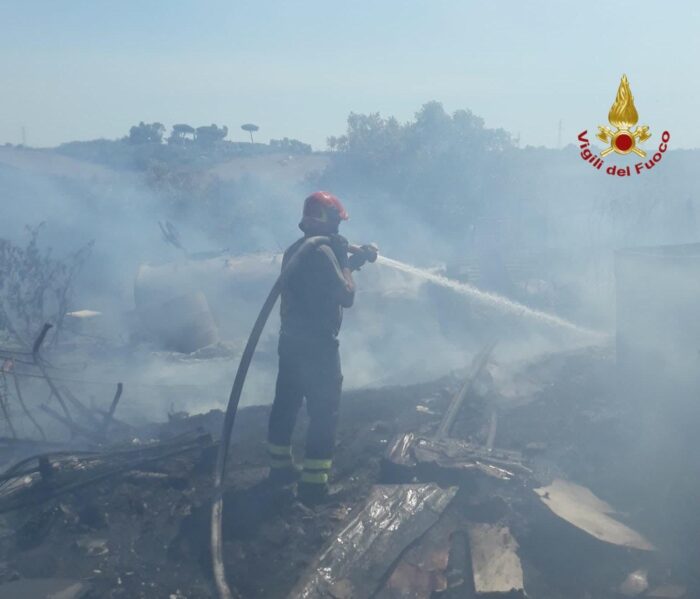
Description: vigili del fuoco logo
xmin=577 ymin=74 xmax=670 ymax=177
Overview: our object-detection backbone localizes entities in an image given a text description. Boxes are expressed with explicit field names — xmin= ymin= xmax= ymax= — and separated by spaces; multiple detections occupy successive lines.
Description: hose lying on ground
xmin=210 ymin=235 xmax=330 ymax=599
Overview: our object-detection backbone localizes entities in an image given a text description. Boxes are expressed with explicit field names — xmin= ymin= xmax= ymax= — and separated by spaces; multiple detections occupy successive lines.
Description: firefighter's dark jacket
xmin=279 ymin=238 xmax=354 ymax=341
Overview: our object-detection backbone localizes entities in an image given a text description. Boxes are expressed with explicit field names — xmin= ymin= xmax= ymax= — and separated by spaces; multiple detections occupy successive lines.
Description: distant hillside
xmin=210 ymin=153 xmax=329 ymax=185
xmin=0 ymin=144 xmax=328 ymax=188
xmin=0 ymin=146 xmax=120 ymax=182
xmin=54 ymin=138 xmax=282 ymax=171
xmin=49 ymin=129 xmax=314 ymax=172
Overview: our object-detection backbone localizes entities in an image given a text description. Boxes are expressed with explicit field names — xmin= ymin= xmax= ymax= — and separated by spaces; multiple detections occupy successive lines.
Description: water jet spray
xmin=375 ymin=255 xmax=605 ymax=339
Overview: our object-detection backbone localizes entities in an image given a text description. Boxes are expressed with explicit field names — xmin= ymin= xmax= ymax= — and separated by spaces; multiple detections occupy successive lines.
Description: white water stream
xmin=376 ymin=255 xmax=605 ymax=339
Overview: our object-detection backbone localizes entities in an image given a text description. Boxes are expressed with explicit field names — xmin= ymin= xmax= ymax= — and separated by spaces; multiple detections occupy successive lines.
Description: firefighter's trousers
xmin=267 ymin=334 xmax=343 ymax=486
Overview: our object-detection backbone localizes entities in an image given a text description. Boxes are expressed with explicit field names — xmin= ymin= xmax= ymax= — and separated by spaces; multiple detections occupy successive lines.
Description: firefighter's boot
xmin=297 ymin=458 xmax=332 ymax=505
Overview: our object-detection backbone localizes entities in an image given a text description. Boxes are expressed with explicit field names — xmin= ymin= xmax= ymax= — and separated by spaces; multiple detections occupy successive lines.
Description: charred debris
xmin=0 ymin=326 xmax=696 ymax=598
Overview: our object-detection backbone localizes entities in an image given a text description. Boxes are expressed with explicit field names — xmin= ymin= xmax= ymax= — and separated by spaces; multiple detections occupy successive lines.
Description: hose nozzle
xmin=348 ymin=242 xmax=379 ymax=262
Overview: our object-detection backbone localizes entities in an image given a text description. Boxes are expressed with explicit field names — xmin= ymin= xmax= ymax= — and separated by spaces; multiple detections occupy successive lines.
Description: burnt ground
xmin=0 ymin=345 xmax=699 ymax=598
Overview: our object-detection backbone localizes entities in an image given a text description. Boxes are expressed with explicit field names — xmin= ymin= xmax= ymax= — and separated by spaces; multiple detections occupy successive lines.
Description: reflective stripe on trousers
xmin=301 ymin=457 xmax=332 ymax=484
xmin=268 ymin=443 xmax=293 ymax=469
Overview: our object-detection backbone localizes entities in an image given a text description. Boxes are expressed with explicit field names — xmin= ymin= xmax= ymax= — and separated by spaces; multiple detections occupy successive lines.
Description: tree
xmin=320 ymin=102 xmax=513 ymax=232
xmin=195 ymin=124 xmax=228 ymax=146
xmin=128 ymin=121 xmax=165 ymax=144
xmin=167 ymin=124 xmax=195 ymax=145
xmin=0 ymin=224 xmax=93 ymax=347
xmin=241 ymin=123 xmax=259 ymax=143
xmin=327 ymin=136 xmax=340 ymax=152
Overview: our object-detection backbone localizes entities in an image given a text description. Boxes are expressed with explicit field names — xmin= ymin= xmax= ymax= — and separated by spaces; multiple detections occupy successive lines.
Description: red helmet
xmin=299 ymin=191 xmax=348 ymax=233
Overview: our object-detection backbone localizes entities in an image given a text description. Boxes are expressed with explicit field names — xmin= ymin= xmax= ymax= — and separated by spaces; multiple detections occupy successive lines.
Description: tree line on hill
xmin=128 ymin=122 xmax=229 ymax=146
xmin=53 ymin=120 xmax=311 ymax=170
xmin=127 ymin=121 xmax=311 ymax=155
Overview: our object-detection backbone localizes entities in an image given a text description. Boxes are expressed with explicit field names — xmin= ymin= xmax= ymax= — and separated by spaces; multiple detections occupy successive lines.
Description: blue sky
xmin=1 ymin=1 xmax=698 ymax=149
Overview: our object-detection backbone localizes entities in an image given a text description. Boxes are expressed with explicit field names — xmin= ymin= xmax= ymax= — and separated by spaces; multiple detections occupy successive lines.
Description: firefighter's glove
xmin=328 ymin=234 xmax=350 ymax=269
xmin=348 ymin=244 xmax=378 ymax=271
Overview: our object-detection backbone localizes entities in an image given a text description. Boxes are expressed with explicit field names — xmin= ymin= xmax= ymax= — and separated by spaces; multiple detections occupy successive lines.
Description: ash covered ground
xmin=0 ymin=344 xmax=696 ymax=598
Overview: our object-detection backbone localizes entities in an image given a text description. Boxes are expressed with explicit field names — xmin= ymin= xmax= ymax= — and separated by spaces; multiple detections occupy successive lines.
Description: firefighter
xmin=266 ymin=191 xmax=377 ymax=504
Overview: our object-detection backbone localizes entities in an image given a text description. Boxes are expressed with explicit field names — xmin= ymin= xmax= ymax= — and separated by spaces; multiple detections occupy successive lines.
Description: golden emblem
xmin=597 ymin=75 xmax=651 ymax=157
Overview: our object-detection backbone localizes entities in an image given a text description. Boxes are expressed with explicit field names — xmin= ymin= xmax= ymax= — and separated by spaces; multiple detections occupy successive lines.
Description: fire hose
xmin=210 ymin=236 xmax=373 ymax=599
